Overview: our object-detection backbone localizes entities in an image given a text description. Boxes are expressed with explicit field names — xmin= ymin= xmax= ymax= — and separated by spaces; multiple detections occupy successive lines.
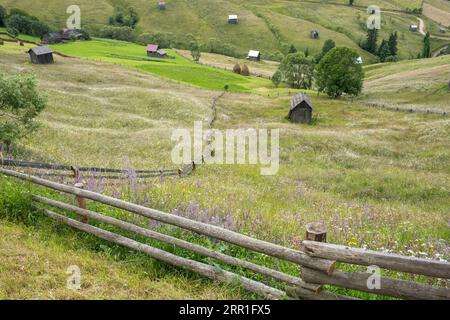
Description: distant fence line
xmin=363 ymin=102 xmax=448 ymax=116
xmin=0 ymin=167 xmax=449 ymax=300
xmin=0 ymin=159 xmax=181 ymax=181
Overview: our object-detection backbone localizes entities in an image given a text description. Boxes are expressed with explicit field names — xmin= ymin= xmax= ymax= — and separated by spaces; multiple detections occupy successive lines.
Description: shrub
xmin=204 ymin=38 xmax=239 ymax=58
xmin=0 ymin=73 xmax=47 ymax=149
xmin=5 ymin=13 xmax=50 ymax=37
xmin=137 ymin=32 xmax=176 ymax=48
xmin=109 ymin=6 xmax=139 ymax=29
xmin=0 ymin=5 xmax=6 ymax=27
xmin=100 ymin=25 xmax=135 ymax=41
xmin=271 ymin=70 xmax=282 ymax=88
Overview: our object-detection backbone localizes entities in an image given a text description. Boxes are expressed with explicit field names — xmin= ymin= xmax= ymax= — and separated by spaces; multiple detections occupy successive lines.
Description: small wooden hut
xmin=28 ymin=46 xmax=54 ymax=64
xmin=310 ymin=30 xmax=319 ymax=39
xmin=409 ymin=24 xmax=418 ymax=32
xmin=228 ymin=15 xmax=238 ymax=24
xmin=247 ymin=50 xmax=261 ymax=61
xmin=147 ymin=44 xmax=159 ymax=56
xmin=288 ymin=93 xmax=313 ymax=124
xmin=440 ymin=26 xmax=446 ymax=33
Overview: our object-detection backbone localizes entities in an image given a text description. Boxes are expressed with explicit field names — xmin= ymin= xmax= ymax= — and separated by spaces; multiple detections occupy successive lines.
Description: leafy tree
xmin=315 ymin=39 xmax=335 ymax=63
xmin=271 ymin=70 xmax=282 ymax=88
xmin=190 ymin=40 xmax=201 ymax=62
xmin=422 ymin=32 xmax=431 ymax=58
xmin=278 ymin=52 xmax=314 ymax=89
xmin=5 ymin=13 xmax=50 ymax=37
xmin=8 ymin=8 xmax=30 ymax=17
xmin=0 ymin=5 xmax=6 ymax=27
xmin=316 ymin=47 xmax=364 ymax=98
xmin=0 ymin=74 xmax=46 ymax=150
xmin=349 ymin=0 xmax=354 ymax=5
xmin=233 ymin=63 xmax=241 ymax=74
xmin=377 ymin=39 xmax=391 ymax=62
xmin=241 ymin=64 xmax=250 ymax=76
xmin=388 ymin=31 xmax=398 ymax=57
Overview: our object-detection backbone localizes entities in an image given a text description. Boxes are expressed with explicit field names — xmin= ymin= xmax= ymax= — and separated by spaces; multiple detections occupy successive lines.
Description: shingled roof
xmin=290 ymin=92 xmax=313 ymax=111
xmin=28 ymin=46 xmax=53 ymax=56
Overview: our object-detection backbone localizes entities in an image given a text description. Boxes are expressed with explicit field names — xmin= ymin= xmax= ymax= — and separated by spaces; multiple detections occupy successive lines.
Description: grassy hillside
xmin=0 ymin=0 xmax=446 ymax=61
xmin=1 ymin=27 xmax=449 ymax=299
xmin=362 ymin=55 xmax=450 ymax=111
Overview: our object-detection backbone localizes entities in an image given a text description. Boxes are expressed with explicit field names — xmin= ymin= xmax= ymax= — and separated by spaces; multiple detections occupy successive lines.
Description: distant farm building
xmin=147 ymin=44 xmax=169 ymax=58
xmin=355 ymin=57 xmax=363 ymax=64
xmin=440 ymin=26 xmax=446 ymax=33
xmin=409 ymin=24 xmax=418 ymax=32
xmin=28 ymin=46 xmax=54 ymax=64
xmin=158 ymin=2 xmax=167 ymax=10
xmin=41 ymin=29 xmax=87 ymax=44
xmin=310 ymin=30 xmax=319 ymax=39
xmin=288 ymin=93 xmax=313 ymax=124
xmin=247 ymin=50 xmax=261 ymax=61
xmin=228 ymin=15 xmax=238 ymax=24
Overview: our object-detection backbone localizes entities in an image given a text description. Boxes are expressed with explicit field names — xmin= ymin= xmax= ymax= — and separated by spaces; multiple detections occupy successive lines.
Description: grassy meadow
xmin=1 ymin=38 xmax=449 ymax=299
xmin=0 ymin=0 xmax=446 ymax=60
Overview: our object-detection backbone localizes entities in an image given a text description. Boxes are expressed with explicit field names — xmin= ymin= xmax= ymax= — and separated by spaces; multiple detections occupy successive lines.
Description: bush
xmin=137 ymin=32 xmax=176 ymax=48
xmin=5 ymin=13 xmax=50 ymax=37
xmin=0 ymin=5 xmax=6 ymax=27
xmin=100 ymin=25 xmax=135 ymax=41
xmin=0 ymin=73 xmax=47 ymax=149
xmin=109 ymin=6 xmax=139 ymax=29
xmin=316 ymin=47 xmax=364 ymax=98
xmin=204 ymin=38 xmax=239 ymax=58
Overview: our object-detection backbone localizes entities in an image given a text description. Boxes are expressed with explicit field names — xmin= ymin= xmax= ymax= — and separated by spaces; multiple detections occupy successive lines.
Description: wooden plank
xmin=32 ymin=195 xmax=321 ymax=292
xmin=0 ymin=168 xmax=335 ymax=274
xmin=302 ymin=241 xmax=450 ymax=279
xmin=302 ymin=268 xmax=450 ymax=300
xmin=286 ymin=286 xmax=359 ymax=300
xmin=38 ymin=207 xmax=286 ymax=299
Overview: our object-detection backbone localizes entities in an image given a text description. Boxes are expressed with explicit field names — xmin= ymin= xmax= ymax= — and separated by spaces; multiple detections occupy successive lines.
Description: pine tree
xmin=388 ymin=31 xmax=398 ymax=57
xmin=377 ymin=40 xmax=391 ymax=62
xmin=365 ymin=29 xmax=378 ymax=54
xmin=422 ymin=32 xmax=431 ymax=58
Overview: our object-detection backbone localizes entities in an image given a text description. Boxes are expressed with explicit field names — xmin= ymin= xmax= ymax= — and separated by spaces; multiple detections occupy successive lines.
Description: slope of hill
xmin=0 ymin=0 xmax=447 ymax=61
xmin=362 ymin=55 xmax=450 ymax=112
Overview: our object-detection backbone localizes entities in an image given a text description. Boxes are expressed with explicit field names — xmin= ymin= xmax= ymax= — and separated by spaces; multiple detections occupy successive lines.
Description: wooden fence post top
xmin=305 ymin=222 xmax=327 ymax=243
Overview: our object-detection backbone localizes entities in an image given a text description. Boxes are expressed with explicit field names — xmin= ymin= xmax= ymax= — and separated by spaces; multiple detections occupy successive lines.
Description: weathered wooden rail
xmin=0 ymin=167 xmax=449 ymax=300
xmin=0 ymin=159 xmax=181 ymax=180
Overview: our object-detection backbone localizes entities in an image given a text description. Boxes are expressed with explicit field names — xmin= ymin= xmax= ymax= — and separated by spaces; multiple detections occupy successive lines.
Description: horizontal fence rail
xmin=0 ymin=159 xmax=181 ymax=180
xmin=1 ymin=167 xmax=449 ymax=300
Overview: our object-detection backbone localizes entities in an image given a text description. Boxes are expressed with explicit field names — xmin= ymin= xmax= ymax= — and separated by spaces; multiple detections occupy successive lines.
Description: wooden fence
xmin=0 ymin=167 xmax=449 ymax=300
xmin=0 ymin=159 xmax=181 ymax=180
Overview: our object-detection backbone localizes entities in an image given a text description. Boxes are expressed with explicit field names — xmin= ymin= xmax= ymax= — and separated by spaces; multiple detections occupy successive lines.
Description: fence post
xmin=305 ymin=222 xmax=327 ymax=243
xmin=74 ymin=182 xmax=88 ymax=224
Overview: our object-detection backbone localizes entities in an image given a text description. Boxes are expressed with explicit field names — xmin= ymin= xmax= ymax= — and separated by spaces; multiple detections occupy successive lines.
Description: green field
xmin=0 ymin=0 xmax=446 ymax=61
xmin=50 ymin=39 xmax=273 ymax=92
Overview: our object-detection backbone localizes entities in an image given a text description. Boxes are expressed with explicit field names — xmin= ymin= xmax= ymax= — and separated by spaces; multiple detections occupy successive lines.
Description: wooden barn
xmin=28 ymin=46 xmax=54 ymax=64
xmin=247 ymin=50 xmax=261 ymax=61
xmin=440 ymin=26 xmax=446 ymax=33
xmin=158 ymin=2 xmax=167 ymax=10
xmin=409 ymin=24 xmax=418 ymax=32
xmin=310 ymin=30 xmax=319 ymax=39
xmin=288 ymin=93 xmax=313 ymax=124
xmin=228 ymin=15 xmax=238 ymax=24
xmin=41 ymin=29 xmax=87 ymax=44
